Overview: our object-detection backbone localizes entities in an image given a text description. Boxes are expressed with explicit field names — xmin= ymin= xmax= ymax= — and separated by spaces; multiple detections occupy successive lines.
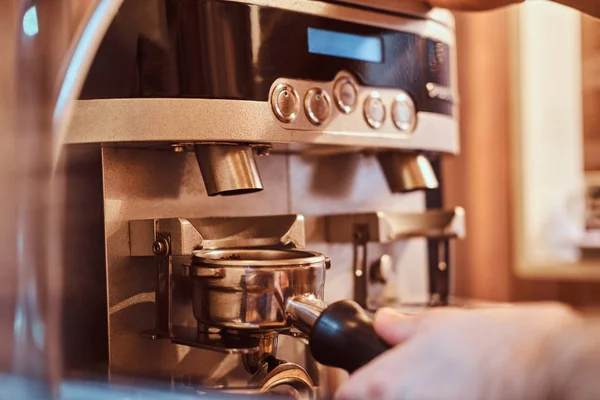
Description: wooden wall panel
xmin=446 ymin=10 xmax=600 ymax=308
xmin=583 ymin=15 xmax=600 ymax=171
xmin=445 ymin=10 xmax=514 ymax=302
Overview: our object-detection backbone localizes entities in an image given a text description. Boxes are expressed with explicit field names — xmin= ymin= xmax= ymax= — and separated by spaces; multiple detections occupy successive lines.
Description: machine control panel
xmin=392 ymin=92 xmax=417 ymax=133
xmin=333 ymin=76 xmax=359 ymax=114
xmin=269 ymin=71 xmax=419 ymax=137
xmin=304 ymin=88 xmax=332 ymax=126
xmin=363 ymin=92 xmax=386 ymax=129
xmin=272 ymin=83 xmax=301 ymax=123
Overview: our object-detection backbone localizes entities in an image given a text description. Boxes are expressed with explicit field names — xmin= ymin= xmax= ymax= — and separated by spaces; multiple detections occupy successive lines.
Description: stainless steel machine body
xmin=60 ymin=0 xmax=461 ymax=397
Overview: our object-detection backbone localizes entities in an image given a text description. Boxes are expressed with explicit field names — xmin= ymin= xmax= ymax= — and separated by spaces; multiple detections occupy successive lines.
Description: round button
xmin=271 ymin=83 xmax=300 ymax=123
xmin=333 ymin=77 xmax=358 ymax=114
xmin=363 ymin=92 xmax=386 ymax=129
xmin=392 ymin=92 xmax=417 ymax=132
xmin=305 ymin=88 xmax=332 ymax=126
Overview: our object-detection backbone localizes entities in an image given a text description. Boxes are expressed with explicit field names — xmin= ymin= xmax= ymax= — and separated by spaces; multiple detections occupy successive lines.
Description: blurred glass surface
xmin=0 ymin=0 xmax=119 ymax=398
xmin=0 ymin=374 xmax=231 ymax=400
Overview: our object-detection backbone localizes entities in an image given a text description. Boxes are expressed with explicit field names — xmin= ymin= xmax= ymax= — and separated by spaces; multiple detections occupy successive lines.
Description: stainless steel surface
xmin=272 ymin=84 xmax=300 ymax=123
xmin=284 ymin=295 xmax=328 ymax=336
xmin=324 ymin=207 xmax=466 ymax=243
xmin=180 ymin=215 xmax=307 ymax=251
xmin=289 ymin=153 xmax=431 ymax=315
xmin=269 ymin=73 xmax=446 ymax=140
xmin=327 ymin=0 xmax=455 ymax=27
xmin=103 ymin=148 xmax=291 ymax=377
xmin=241 ymin=335 xmax=278 ymax=374
xmin=52 ymin=0 xmax=125 ymax=160
xmin=152 ymin=236 xmax=170 ymax=256
xmin=191 ymin=248 xmax=327 ymax=267
xmin=304 ymin=88 xmax=332 ymax=126
xmin=363 ymin=92 xmax=386 ymax=130
xmin=84 ymin=139 xmax=437 ymax=395
xmin=170 ymin=326 xmax=265 ymax=354
xmin=129 ymin=220 xmax=158 ymax=257
xmin=67 ymin=99 xmax=459 ymax=154
xmin=189 ymin=249 xmax=327 ymax=330
xmin=248 ymin=360 xmax=314 ymax=399
xmin=131 ymin=215 xmax=306 ymax=257
xmin=212 ymin=0 xmax=455 ymax=44
xmin=377 ymin=153 xmax=440 ymax=193
xmin=333 ymin=76 xmax=358 ymax=115
xmin=194 ymin=145 xmax=264 ymax=197
xmin=392 ymin=92 xmax=418 ymax=133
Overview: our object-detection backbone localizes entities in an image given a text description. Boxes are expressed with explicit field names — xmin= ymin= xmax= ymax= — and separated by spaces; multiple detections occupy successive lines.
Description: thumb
xmin=373 ymin=307 xmax=419 ymax=346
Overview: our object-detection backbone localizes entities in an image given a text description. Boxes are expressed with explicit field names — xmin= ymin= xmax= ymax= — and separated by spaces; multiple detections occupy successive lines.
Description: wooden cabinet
xmin=583 ymin=16 xmax=600 ymax=171
xmin=447 ymin=7 xmax=600 ymax=308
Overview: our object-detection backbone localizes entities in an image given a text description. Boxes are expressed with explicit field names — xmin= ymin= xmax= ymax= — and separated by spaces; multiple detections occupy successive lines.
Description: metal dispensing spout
xmin=376 ymin=152 xmax=439 ymax=193
xmin=285 ymin=295 xmax=391 ymax=374
xmin=194 ymin=144 xmax=264 ymax=196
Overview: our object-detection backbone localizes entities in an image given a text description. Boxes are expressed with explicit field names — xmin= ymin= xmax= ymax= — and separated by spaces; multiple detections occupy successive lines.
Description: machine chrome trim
xmin=194 ymin=144 xmax=264 ymax=196
xmin=363 ymin=91 xmax=386 ymax=130
xmin=271 ymin=84 xmax=301 ymax=123
xmin=322 ymin=207 xmax=466 ymax=243
xmin=333 ymin=75 xmax=359 ymax=114
xmin=129 ymin=215 xmax=307 ymax=256
xmin=67 ymin=99 xmax=460 ymax=154
xmin=224 ymin=0 xmax=455 ymax=44
xmin=330 ymin=0 xmax=455 ymax=28
xmin=191 ymin=248 xmax=327 ymax=267
xmin=189 ymin=249 xmax=327 ymax=330
xmin=377 ymin=153 xmax=440 ymax=193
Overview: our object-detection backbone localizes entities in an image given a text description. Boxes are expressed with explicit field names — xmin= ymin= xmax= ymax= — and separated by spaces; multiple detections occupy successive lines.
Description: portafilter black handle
xmin=286 ymin=297 xmax=391 ymax=374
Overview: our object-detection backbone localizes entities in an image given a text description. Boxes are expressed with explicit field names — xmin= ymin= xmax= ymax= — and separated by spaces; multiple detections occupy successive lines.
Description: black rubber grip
xmin=308 ymin=300 xmax=391 ymax=374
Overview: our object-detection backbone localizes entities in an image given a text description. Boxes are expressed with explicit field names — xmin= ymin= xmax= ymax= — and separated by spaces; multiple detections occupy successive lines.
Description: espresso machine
xmin=61 ymin=0 xmax=462 ymax=397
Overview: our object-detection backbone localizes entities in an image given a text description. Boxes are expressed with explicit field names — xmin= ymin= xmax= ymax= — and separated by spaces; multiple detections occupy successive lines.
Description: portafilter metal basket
xmin=186 ymin=248 xmax=391 ymax=374
xmin=187 ymin=248 xmax=328 ymax=331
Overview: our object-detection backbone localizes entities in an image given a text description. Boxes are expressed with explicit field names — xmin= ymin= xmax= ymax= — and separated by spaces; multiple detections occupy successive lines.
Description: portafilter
xmin=187 ymin=248 xmax=390 ymax=373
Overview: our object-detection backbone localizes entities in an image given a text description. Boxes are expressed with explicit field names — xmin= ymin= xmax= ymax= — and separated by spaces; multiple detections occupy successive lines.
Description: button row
xmin=271 ymin=77 xmax=417 ymax=133
xmin=272 ymin=83 xmax=331 ymax=126
xmin=364 ymin=91 xmax=417 ymax=132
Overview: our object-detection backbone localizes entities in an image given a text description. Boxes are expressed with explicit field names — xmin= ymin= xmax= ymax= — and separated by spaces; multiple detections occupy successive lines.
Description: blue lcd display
xmin=307 ymin=27 xmax=383 ymax=63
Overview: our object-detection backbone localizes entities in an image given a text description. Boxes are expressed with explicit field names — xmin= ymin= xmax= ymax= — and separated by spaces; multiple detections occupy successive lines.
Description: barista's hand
xmin=426 ymin=0 xmax=521 ymax=11
xmin=335 ymin=303 xmax=582 ymax=400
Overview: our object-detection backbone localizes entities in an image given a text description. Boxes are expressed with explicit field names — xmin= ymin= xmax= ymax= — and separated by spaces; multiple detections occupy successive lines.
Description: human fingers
xmin=334 ymin=344 xmax=409 ymax=400
xmin=373 ymin=307 xmax=419 ymax=346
